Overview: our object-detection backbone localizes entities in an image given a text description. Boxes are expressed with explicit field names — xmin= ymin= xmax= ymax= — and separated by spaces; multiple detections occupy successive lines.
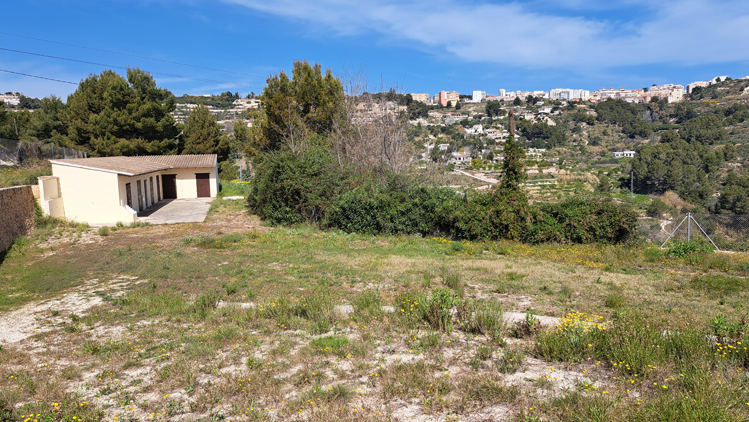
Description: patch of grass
xmin=0 ymin=160 xmax=51 ymax=188
xmin=456 ymin=299 xmax=503 ymax=338
xmin=97 ymin=227 xmax=110 ymax=236
xmin=690 ymin=275 xmax=749 ymax=297
xmin=182 ymin=233 xmax=245 ymax=249
xmin=460 ymin=375 xmax=521 ymax=405
xmin=309 ymin=335 xmax=349 ymax=357
xmin=495 ymin=348 xmax=524 ymax=373
xmin=604 ymin=292 xmax=626 ymax=309
xmin=351 ymin=289 xmax=383 ymax=319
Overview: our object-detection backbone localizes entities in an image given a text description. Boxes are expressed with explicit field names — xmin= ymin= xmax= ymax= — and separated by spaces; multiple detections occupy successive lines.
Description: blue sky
xmin=1 ymin=0 xmax=748 ymax=100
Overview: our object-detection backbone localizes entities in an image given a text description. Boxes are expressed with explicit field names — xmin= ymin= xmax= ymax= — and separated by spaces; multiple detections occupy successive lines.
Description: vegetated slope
xmin=1 ymin=205 xmax=749 ymax=421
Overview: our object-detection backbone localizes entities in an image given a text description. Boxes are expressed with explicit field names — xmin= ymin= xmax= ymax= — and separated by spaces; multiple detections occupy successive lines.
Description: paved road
xmin=136 ymin=198 xmax=212 ymax=225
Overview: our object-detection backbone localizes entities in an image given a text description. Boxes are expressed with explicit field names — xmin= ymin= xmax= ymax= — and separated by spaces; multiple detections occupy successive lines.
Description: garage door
xmin=162 ymin=174 xmax=177 ymax=199
xmin=196 ymin=173 xmax=211 ymax=198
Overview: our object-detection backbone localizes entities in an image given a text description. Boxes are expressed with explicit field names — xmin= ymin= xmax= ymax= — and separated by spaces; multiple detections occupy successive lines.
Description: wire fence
xmin=0 ymin=138 xmax=87 ymax=166
xmin=639 ymin=213 xmax=749 ymax=252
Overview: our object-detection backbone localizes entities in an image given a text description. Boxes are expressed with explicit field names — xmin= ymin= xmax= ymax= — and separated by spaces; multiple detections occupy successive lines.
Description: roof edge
xmin=50 ymin=160 xmax=135 ymax=176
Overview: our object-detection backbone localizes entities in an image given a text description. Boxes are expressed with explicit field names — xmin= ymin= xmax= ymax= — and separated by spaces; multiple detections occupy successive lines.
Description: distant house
xmin=450 ymin=152 xmax=471 ymax=164
xmin=38 ymin=155 xmax=218 ymax=226
xmin=612 ymin=151 xmax=636 ymax=159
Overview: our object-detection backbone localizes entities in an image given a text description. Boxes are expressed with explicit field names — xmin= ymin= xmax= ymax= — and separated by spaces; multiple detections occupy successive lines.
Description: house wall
xmin=116 ymin=173 xmax=162 ymax=213
xmin=38 ymin=176 xmax=65 ymax=218
xmin=0 ymin=185 xmax=35 ymax=252
xmin=162 ymin=166 xmax=218 ymax=198
xmin=52 ymin=164 xmax=135 ymax=226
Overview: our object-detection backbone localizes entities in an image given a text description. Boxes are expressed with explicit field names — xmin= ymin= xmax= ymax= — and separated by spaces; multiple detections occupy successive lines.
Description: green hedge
xmin=247 ymin=148 xmax=347 ymax=225
xmin=325 ymin=180 xmax=457 ymax=236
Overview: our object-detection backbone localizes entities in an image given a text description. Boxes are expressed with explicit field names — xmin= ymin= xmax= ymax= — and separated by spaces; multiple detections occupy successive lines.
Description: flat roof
xmin=50 ymin=154 xmax=217 ymax=177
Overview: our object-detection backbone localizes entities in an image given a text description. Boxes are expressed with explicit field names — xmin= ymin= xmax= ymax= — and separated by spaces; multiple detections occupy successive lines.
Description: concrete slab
xmin=136 ymin=198 xmax=212 ymax=225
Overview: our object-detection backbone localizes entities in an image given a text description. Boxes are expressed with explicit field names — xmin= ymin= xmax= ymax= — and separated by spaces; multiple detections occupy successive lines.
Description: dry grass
xmin=1 ymin=201 xmax=749 ymax=421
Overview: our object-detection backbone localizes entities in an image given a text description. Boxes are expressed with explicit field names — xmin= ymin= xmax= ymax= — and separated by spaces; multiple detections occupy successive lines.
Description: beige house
xmin=38 ymin=154 xmax=218 ymax=226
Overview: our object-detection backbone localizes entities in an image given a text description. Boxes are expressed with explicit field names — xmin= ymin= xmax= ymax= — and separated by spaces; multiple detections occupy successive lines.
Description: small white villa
xmin=38 ymin=154 xmax=218 ymax=226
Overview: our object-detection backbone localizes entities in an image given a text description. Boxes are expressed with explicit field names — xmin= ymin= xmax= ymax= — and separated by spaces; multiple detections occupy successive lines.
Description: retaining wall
xmin=0 ymin=185 xmax=35 ymax=252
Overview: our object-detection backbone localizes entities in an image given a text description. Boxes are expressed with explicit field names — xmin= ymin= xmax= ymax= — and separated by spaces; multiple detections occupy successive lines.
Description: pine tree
xmin=498 ymin=134 xmax=526 ymax=194
xmin=182 ymin=105 xmax=229 ymax=160
xmin=65 ymin=68 xmax=179 ymax=156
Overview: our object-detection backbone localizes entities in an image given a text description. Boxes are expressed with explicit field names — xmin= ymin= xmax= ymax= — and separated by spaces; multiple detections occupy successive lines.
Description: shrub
xmin=97 ymin=227 xmax=110 ymax=236
xmin=456 ymin=299 xmax=503 ymax=337
xmin=536 ymin=197 xmax=639 ymax=244
xmin=447 ymin=187 xmax=535 ymax=242
xmin=421 ymin=288 xmax=456 ymax=332
xmin=325 ymin=176 xmax=457 ymax=236
xmin=646 ymin=198 xmax=670 ymax=217
xmin=666 ymin=240 xmax=713 ymax=257
xmin=247 ymin=147 xmax=347 ymax=225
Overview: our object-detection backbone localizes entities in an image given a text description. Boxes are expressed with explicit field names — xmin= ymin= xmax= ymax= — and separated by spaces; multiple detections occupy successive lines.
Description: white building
xmin=612 ymin=151 xmax=636 ymax=159
xmin=0 ymin=92 xmax=21 ymax=106
xmin=498 ymin=89 xmax=506 ymax=98
xmin=472 ymin=91 xmax=486 ymax=103
xmin=547 ymin=88 xmax=590 ymax=101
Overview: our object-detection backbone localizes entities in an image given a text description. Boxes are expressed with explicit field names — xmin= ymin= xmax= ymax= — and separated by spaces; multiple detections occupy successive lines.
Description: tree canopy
xmin=182 ymin=105 xmax=229 ymax=161
xmin=65 ymin=68 xmax=179 ymax=156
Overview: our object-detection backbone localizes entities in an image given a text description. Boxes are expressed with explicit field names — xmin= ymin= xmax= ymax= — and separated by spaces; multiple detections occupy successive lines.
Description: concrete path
xmin=137 ymin=198 xmax=212 ymax=225
xmin=455 ymin=169 xmax=498 ymax=184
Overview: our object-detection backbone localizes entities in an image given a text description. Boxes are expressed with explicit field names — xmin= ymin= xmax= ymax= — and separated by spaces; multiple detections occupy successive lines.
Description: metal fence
xmin=0 ymin=138 xmax=87 ymax=166
xmin=639 ymin=213 xmax=749 ymax=252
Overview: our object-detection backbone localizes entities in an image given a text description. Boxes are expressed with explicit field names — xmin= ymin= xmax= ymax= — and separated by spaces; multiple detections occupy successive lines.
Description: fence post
xmin=687 ymin=212 xmax=691 ymax=242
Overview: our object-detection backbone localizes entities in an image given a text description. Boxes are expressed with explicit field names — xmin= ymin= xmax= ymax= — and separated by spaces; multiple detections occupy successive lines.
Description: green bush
xmin=447 ymin=188 xmax=535 ymax=242
xmin=325 ymin=176 xmax=457 ymax=236
xmin=247 ymin=148 xmax=347 ymax=225
xmin=646 ymin=198 xmax=670 ymax=217
xmin=536 ymin=197 xmax=639 ymax=244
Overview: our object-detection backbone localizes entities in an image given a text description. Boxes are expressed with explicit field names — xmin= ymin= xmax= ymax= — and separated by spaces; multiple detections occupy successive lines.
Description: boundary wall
xmin=0 ymin=185 xmax=35 ymax=252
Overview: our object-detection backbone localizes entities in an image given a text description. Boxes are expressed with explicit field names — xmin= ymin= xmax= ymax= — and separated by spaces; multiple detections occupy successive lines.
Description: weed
xmin=97 ymin=227 xmax=110 ymax=236
xmin=422 ymin=288 xmax=456 ymax=333
xmin=456 ymin=299 xmax=503 ymax=338
xmin=440 ymin=267 xmax=461 ymax=289
xmin=496 ymin=348 xmax=524 ymax=373
xmin=604 ymin=293 xmax=626 ymax=309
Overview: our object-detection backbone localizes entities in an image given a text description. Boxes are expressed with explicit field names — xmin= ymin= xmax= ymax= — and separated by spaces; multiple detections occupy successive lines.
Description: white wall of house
xmin=163 ymin=166 xmax=218 ymax=199
xmin=52 ymin=164 xmax=135 ymax=225
xmin=117 ymin=172 xmax=162 ymax=213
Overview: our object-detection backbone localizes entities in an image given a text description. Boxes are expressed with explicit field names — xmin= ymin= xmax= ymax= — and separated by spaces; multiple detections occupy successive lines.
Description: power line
xmin=0 ymin=47 xmax=261 ymax=88
xmin=0 ymin=67 xmax=240 ymax=107
xmin=0 ymin=68 xmax=77 ymax=85
xmin=0 ymin=31 xmax=263 ymax=79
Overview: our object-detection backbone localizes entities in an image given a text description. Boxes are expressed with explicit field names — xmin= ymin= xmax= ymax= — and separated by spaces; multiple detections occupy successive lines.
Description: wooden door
xmin=162 ymin=174 xmax=177 ymax=199
xmin=196 ymin=173 xmax=211 ymax=198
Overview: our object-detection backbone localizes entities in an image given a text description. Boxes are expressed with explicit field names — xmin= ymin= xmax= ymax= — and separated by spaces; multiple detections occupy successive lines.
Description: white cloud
xmin=224 ymin=0 xmax=749 ymax=69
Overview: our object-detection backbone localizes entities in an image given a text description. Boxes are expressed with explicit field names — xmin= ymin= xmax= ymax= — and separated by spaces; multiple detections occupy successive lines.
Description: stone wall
xmin=0 ymin=185 xmax=35 ymax=253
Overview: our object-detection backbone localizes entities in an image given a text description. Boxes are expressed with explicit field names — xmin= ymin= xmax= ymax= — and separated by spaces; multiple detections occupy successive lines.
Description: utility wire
xmin=0 ymin=31 xmax=263 ymax=79
xmin=0 ymin=68 xmax=77 ymax=85
xmin=0 ymin=67 xmax=251 ymax=107
xmin=0 ymin=47 xmax=261 ymax=88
